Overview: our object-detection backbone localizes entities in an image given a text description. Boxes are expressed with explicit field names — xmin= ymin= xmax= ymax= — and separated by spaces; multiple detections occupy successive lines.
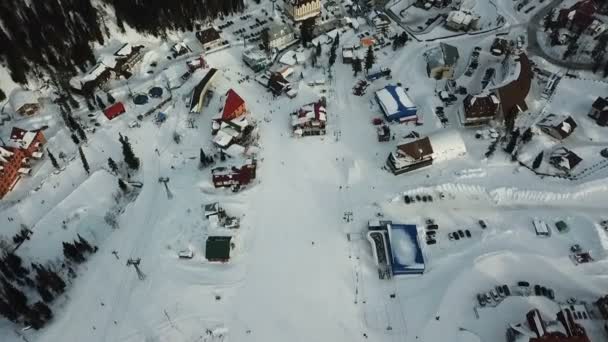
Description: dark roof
xmin=592 ymin=96 xmax=608 ymax=110
xmin=440 ymin=43 xmax=459 ymax=66
xmin=197 ymin=27 xmax=221 ymax=45
xmin=497 ymin=53 xmax=533 ymax=117
xmin=205 ymin=236 xmax=231 ymax=260
xmin=463 ymin=93 xmax=499 ymax=119
xmin=190 ymin=68 xmax=218 ymax=111
xmin=397 ymin=137 xmax=433 ymax=160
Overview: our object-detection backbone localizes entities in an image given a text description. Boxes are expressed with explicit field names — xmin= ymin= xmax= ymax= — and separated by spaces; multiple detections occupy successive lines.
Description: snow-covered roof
xmin=9 ymin=89 xmax=38 ymax=111
xmin=114 ymin=43 xmax=133 ymax=57
xmin=99 ymin=54 xmax=118 ymax=69
xmin=291 ymin=102 xmax=327 ymax=126
xmin=213 ymin=130 xmax=234 ymax=148
xmin=375 ymin=85 xmax=416 ymax=117
xmin=429 ymin=129 xmax=467 ymax=162
xmin=9 ymin=127 xmax=39 ymax=150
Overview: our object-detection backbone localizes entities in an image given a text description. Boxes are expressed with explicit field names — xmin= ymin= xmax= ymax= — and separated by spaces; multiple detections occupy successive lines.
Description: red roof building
xmin=0 ymin=128 xmax=46 ymax=198
xmin=558 ymin=0 xmax=598 ymax=32
xmin=508 ymin=309 xmax=591 ymax=342
xmin=103 ymin=102 xmax=126 ymax=120
xmin=221 ymin=89 xmax=246 ymax=121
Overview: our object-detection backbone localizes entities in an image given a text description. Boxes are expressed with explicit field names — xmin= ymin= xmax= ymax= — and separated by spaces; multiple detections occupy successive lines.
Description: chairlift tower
xmin=126 ymin=258 xmax=146 ymax=280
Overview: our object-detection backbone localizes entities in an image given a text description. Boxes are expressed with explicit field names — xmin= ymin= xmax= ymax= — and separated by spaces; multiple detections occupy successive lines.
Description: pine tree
xmin=365 ymin=46 xmax=375 ymax=73
xmin=86 ymin=97 xmax=95 ymax=111
xmin=328 ymin=46 xmax=337 ymax=69
xmin=0 ymin=296 xmax=19 ymax=322
xmin=108 ymin=157 xmax=119 ymax=174
xmin=47 ymin=149 xmax=60 ymax=169
xmin=533 ymin=151 xmax=544 ymax=169
xmin=543 ymin=9 xmax=555 ymax=31
xmin=0 ymin=88 xmax=5 ymax=102
xmin=316 ymin=42 xmax=322 ymax=57
xmin=119 ymin=134 xmax=140 ymax=170
xmin=333 ymin=32 xmax=340 ymax=48
xmin=200 ymin=148 xmax=206 ymax=166
xmin=1 ymin=277 xmax=29 ymax=316
xmin=352 ymin=57 xmax=362 ymax=76
xmin=107 ymin=92 xmax=116 ymax=104
xmin=96 ymin=95 xmax=106 ymax=109
xmin=77 ymin=235 xmax=94 ymax=253
xmin=79 ymin=146 xmax=90 ymax=174
xmin=62 ymin=242 xmax=84 ymax=263
xmin=4 ymin=253 xmax=29 ymax=277
xmin=118 ymin=178 xmax=128 ymax=192
xmin=76 ymin=125 xmax=87 ymax=143
xmin=71 ymin=134 xmax=80 ymax=145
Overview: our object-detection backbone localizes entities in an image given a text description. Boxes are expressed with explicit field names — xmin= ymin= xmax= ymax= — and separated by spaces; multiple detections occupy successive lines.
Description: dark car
xmin=477 ymin=293 xmax=486 ymax=306
xmin=541 ymin=287 xmax=549 ymax=297
xmin=453 ymin=233 xmax=460 ymax=241
xmin=404 ymin=196 xmax=411 ymax=204
xmin=502 ymin=285 xmax=510 ymax=296
xmin=534 ymin=285 xmax=542 ymax=295
xmin=427 ymin=239 xmax=436 ymax=245
xmin=478 ymin=220 xmax=487 ymax=229
xmin=547 ymin=288 xmax=555 ymax=300
xmin=518 ymin=281 xmax=530 ymax=287
xmin=426 ymin=230 xmax=436 ymax=237
xmin=496 ymin=285 xmax=505 ymax=297
xmin=465 ymin=230 xmax=472 ymax=238
xmin=427 ymin=224 xmax=439 ymax=230
xmin=457 ymin=230 xmax=465 ymax=238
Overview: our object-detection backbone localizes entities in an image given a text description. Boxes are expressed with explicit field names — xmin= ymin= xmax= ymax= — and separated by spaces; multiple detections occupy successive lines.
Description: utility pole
xmin=126 ymin=258 xmax=146 ymax=280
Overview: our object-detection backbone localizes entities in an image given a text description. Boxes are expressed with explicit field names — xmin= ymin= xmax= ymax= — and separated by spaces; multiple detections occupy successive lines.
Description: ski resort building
xmin=264 ymin=23 xmax=295 ymax=51
xmin=285 ymin=0 xmax=321 ymax=22
xmin=113 ymin=43 xmax=145 ymax=75
xmin=375 ymin=85 xmax=417 ymax=122
xmin=446 ymin=10 xmax=480 ymax=31
xmin=196 ymin=27 xmax=223 ymax=51
xmin=424 ymin=43 xmax=459 ymax=79
xmin=386 ymin=130 xmax=466 ymax=175
xmin=190 ymin=68 xmax=219 ymax=113
xmin=103 ymin=102 xmax=126 ymax=120
xmin=549 ymin=147 xmax=582 ymax=173
xmin=9 ymin=89 xmax=40 ymax=116
xmin=461 ymin=93 xmax=500 ymax=126
xmin=0 ymin=128 xmax=46 ymax=198
xmin=291 ymin=99 xmax=327 ymax=137
xmin=220 ymin=89 xmax=247 ymax=121
xmin=367 ymin=221 xmax=425 ymax=278
xmin=211 ymin=159 xmax=257 ymax=189
xmin=537 ymin=114 xmax=577 ymax=140
xmin=506 ymin=308 xmax=591 ymax=342
xmin=205 ymin=236 xmax=232 ymax=262
xmin=212 ymin=116 xmax=255 ymax=149
xmin=242 ymin=47 xmax=270 ymax=72
xmin=557 ymin=0 xmax=598 ymax=33
xmin=589 ymin=96 xmax=608 ymax=126
xmin=494 ymin=53 xmax=533 ymax=120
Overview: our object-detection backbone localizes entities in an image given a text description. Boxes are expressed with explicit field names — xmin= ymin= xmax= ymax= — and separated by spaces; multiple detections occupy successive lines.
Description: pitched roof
xmin=538 ymin=114 xmax=577 ymax=139
xmin=222 ymin=89 xmax=245 ymax=119
xmin=440 ymin=43 xmax=459 ymax=66
xmin=397 ymin=136 xmax=433 ymax=160
xmin=592 ymin=96 xmax=608 ymax=110
xmin=197 ymin=27 xmax=221 ymax=44
xmin=9 ymin=127 xmax=40 ymax=150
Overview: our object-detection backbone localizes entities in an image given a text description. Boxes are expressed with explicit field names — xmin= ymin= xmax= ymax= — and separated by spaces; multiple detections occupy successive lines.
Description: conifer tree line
xmin=0 ymin=228 xmax=96 ymax=329
xmin=0 ymin=0 xmax=245 ymax=85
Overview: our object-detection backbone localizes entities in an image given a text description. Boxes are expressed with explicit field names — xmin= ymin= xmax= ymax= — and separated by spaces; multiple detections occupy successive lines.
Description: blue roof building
xmin=375 ymin=85 xmax=418 ymax=122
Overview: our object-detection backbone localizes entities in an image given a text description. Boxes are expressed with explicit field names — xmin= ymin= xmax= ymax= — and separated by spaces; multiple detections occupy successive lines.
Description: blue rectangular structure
xmin=375 ymin=85 xmax=418 ymax=122
xmin=386 ymin=224 xmax=425 ymax=275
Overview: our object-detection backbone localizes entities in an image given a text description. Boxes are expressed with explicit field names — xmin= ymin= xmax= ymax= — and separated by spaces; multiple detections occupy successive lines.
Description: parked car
xmin=502 ymin=285 xmax=511 ymax=296
xmin=477 ymin=293 xmax=486 ymax=306
xmin=427 ymin=224 xmax=439 ymax=230
xmin=457 ymin=230 xmax=465 ymax=238
xmin=570 ymin=244 xmax=581 ymax=253
xmin=518 ymin=281 xmax=530 ymax=287
xmin=427 ymin=239 xmax=436 ymax=245
xmin=547 ymin=288 xmax=555 ymax=300
xmin=478 ymin=220 xmax=487 ymax=229
xmin=541 ymin=286 xmax=549 ymax=297
xmin=491 ymin=290 xmax=500 ymax=302
xmin=534 ymin=285 xmax=542 ymax=295
xmin=453 ymin=233 xmax=460 ymax=241
xmin=496 ymin=285 xmax=505 ymax=297
xmin=448 ymin=233 xmax=454 ymax=240
xmin=465 ymin=230 xmax=471 ymax=238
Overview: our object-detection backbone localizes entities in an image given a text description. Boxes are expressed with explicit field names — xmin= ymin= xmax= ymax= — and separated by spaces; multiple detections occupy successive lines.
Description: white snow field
xmin=1 ymin=0 xmax=608 ymax=341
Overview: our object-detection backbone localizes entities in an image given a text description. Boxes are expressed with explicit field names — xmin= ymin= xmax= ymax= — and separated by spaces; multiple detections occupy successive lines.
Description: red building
xmin=557 ymin=0 xmax=598 ymax=32
xmin=508 ymin=309 xmax=591 ymax=342
xmin=0 ymin=128 xmax=46 ymax=198
xmin=211 ymin=159 xmax=256 ymax=190
xmin=221 ymin=89 xmax=246 ymax=121
xmin=103 ymin=102 xmax=126 ymax=120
